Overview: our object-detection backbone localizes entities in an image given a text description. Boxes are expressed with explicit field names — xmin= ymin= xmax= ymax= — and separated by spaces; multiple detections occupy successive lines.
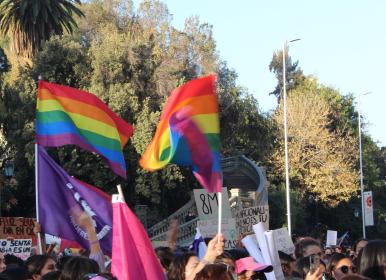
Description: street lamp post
xmin=358 ymin=92 xmax=371 ymax=238
xmin=283 ymin=39 xmax=300 ymax=236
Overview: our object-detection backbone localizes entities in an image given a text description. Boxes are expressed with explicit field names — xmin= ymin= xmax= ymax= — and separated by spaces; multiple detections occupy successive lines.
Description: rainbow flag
xmin=36 ymin=81 xmax=133 ymax=178
xmin=140 ymin=75 xmax=221 ymax=193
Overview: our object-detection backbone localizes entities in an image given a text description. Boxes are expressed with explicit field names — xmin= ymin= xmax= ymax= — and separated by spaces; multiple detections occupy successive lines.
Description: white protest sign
xmin=326 ymin=230 xmax=337 ymax=247
xmin=198 ymin=218 xmax=237 ymax=249
xmin=242 ymin=234 xmax=265 ymax=264
xmin=236 ymin=205 xmax=269 ymax=235
xmin=272 ymin=228 xmax=295 ymax=255
xmin=194 ymin=188 xmax=231 ymax=221
xmin=265 ymin=231 xmax=285 ymax=280
xmin=253 ymin=223 xmax=278 ymax=280
xmin=364 ymin=191 xmax=374 ymax=226
xmin=0 ymin=239 xmax=32 ymax=260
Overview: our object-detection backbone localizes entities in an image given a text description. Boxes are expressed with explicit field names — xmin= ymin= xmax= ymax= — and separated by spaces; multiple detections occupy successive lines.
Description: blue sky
xmin=134 ymin=0 xmax=386 ymax=147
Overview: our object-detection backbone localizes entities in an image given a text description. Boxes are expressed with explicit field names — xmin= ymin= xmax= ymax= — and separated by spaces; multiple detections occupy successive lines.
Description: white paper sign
xmin=236 ymin=205 xmax=269 ymax=235
xmin=0 ymin=239 xmax=32 ymax=260
xmin=265 ymin=231 xmax=285 ymax=280
xmin=253 ymin=223 xmax=282 ymax=280
xmin=272 ymin=228 xmax=295 ymax=255
xmin=242 ymin=234 xmax=265 ymax=264
xmin=326 ymin=230 xmax=337 ymax=246
xmin=194 ymin=188 xmax=231 ymax=220
xmin=198 ymin=218 xmax=237 ymax=249
xmin=364 ymin=191 xmax=374 ymax=226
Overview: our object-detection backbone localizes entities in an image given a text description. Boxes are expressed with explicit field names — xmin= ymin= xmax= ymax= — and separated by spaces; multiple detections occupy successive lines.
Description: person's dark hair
xmin=42 ymin=271 xmax=61 ymax=280
xmin=358 ymin=240 xmax=386 ymax=280
xmin=278 ymin=251 xmax=295 ymax=266
xmin=193 ymin=264 xmax=232 ymax=280
xmin=294 ymin=237 xmax=320 ymax=258
xmin=0 ymin=274 xmax=9 ymax=280
xmin=59 ymin=256 xmax=99 ymax=280
xmin=155 ymin=246 xmax=174 ymax=272
xmin=1 ymin=267 xmax=28 ymax=280
xmin=168 ymin=252 xmax=196 ymax=280
xmin=25 ymin=254 xmax=55 ymax=278
xmin=4 ymin=254 xmax=24 ymax=268
xmin=295 ymin=256 xmax=325 ymax=278
xmin=326 ymin=252 xmax=346 ymax=275
xmin=225 ymin=249 xmax=249 ymax=261
xmin=55 ymin=256 xmax=72 ymax=271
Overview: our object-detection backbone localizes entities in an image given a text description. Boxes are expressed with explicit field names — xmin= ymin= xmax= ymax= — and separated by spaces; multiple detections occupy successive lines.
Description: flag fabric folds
xmin=190 ymin=228 xmax=207 ymax=260
xmin=140 ymin=75 xmax=222 ymax=193
xmin=111 ymin=195 xmax=165 ymax=280
xmin=36 ymin=80 xmax=133 ymax=178
xmin=37 ymin=146 xmax=113 ymax=255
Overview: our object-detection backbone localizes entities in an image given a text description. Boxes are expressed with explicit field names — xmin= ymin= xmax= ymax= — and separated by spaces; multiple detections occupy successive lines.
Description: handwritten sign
xmin=236 ymin=205 xmax=269 ymax=235
xmin=198 ymin=218 xmax=237 ymax=249
xmin=272 ymin=228 xmax=295 ymax=255
xmin=0 ymin=239 xmax=32 ymax=260
xmin=0 ymin=217 xmax=35 ymax=239
xmin=194 ymin=188 xmax=231 ymax=221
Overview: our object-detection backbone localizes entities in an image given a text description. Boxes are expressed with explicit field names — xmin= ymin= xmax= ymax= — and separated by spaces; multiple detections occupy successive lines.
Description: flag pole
xmin=117 ymin=184 xmax=125 ymax=202
xmin=217 ymin=191 xmax=222 ymax=243
xmin=35 ymin=75 xmax=43 ymax=254
xmin=35 ymin=143 xmax=43 ymax=254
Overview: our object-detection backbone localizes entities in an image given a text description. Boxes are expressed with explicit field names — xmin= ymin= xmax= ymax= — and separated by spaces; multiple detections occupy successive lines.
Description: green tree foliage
xmin=269 ymin=48 xmax=304 ymax=100
xmin=0 ymin=0 xmax=84 ymax=58
xmin=270 ymin=78 xmax=359 ymax=206
xmin=0 ymin=0 xmax=274 ymax=222
xmin=218 ymin=62 xmax=275 ymax=161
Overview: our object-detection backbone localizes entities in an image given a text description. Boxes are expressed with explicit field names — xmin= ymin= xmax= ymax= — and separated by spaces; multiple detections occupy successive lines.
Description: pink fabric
xmin=111 ymin=201 xmax=165 ymax=280
xmin=235 ymin=257 xmax=273 ymax=274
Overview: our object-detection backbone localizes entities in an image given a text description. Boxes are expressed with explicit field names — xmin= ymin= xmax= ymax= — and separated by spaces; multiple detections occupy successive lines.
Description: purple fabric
xmin=37 ymin=146 xmax=113 ymax=255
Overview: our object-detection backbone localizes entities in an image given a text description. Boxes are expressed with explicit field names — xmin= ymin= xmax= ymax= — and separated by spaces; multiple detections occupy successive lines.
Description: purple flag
xmin=37 ymin=146 xmax=113 ymax=255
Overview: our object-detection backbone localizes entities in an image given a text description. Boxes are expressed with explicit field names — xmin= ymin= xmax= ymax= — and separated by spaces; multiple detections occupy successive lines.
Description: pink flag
xmin=111 ymin=195 xmax=165 ymax=280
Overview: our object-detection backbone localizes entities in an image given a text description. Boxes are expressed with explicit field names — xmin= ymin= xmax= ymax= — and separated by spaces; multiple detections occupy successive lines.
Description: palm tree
xmin=0 ymin=0 xmax=84 ymax=58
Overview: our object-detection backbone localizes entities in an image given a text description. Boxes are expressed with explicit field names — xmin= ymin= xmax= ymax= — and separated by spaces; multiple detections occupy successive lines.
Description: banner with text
xmin=194 ymin=188 xmax=232 ymax=221
xmin=0 ymin=217 xmax=36 ymax=239
xmin=236 ymin=205 xmax=269 ymax=236
xmin=0 ymin=239 xmax=32 ymax=260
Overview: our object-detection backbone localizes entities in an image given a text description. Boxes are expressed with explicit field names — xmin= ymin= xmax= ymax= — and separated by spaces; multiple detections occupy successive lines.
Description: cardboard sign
xmin=272 ymin=228 xmax=295 ymax=255
xmin=0 ymin=239 xmax=32 ymax=260
xmin=364 ymin=191 xmax=374 ymax=226
xmin=198 ymin=218 xmax=237 ymax=249
xmin=194 ymin=188 xmax=231 ymax=221
xmin=236 ymin=205 xmax=269 ymax=235
xmin=0 ymin=217 xmax=35 ymax=239
xmin=326 ymin=230 xmax=337 ymax=247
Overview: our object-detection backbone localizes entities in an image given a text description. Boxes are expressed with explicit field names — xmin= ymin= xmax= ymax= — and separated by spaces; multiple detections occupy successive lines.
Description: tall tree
xmin=269 ymin=49 xmax=304 ymax=100
xmin=0 ymin=0 xmax=84 ymax=58
xmin=269 ymin=78 xmax=359 ymax=206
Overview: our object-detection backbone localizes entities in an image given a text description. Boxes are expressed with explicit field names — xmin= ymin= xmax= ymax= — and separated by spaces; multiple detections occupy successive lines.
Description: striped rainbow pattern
xmin=140 ymin=75 xmax=222 ymax=193
xmin=36 ymin=81 xmax=133 ymax=178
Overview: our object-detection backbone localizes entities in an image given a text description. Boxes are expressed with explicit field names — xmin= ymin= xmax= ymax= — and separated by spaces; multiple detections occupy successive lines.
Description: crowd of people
xmin=0 ymin=215 xmax=386 ymax=280
xmin=154 ymin=233 xmax=386 ymax=280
